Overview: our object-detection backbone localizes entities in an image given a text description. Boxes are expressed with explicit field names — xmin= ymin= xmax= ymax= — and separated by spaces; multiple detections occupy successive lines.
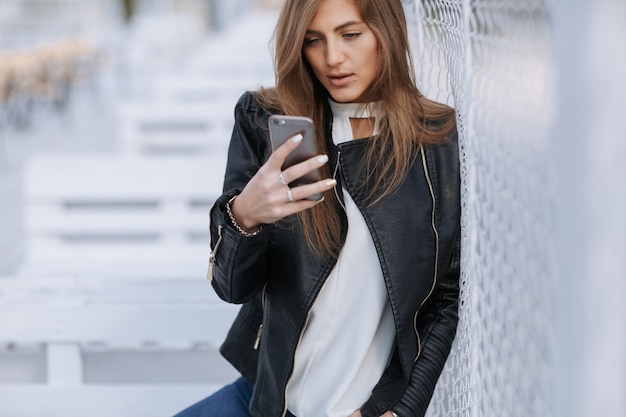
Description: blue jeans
xmin=173 ymin=377 xmax=297 ymax=417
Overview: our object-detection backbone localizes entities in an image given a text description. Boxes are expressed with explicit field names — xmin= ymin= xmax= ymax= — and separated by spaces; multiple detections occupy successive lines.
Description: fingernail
xmin=326 ymin=179 xmax=337 ymax=186
xmin=292 ymin=133 xmax=303 ymax=143
xmin=318 ymin=155 xmax=329 ymax=163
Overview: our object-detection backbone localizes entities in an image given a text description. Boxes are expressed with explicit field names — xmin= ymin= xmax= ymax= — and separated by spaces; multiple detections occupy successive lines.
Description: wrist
xmin=226 ymin=195 xmax=263 ymax=236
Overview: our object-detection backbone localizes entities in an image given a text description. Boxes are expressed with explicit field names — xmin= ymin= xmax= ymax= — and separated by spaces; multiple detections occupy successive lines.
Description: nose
xmin=325 ymin=39 xmax=345 ymax=67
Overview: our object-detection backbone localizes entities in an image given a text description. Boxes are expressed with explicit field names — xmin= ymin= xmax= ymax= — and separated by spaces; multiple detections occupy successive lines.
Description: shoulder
xmin=234 ymin=91 xmax=264 ymax=114
xmin=422 ymin=123 xmax=460 ymax=194
xmin=231 ymin=91 xmax=271 ymax=135
xmin=423 ymin=117 xmax=458 ymax=160
xmin=235 ymin=88 xmax=281 ymax=114
xmin=432 ymin=123 xmax=458 ymax=155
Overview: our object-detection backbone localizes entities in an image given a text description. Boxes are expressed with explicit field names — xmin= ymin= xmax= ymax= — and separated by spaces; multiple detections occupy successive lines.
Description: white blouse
xmin=286 ymin=100 xmax=396 ymax=417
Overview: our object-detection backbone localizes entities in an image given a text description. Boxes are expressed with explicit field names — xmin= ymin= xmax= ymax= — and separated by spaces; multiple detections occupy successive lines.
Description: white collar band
xmin=329 ymin=99 xmax=384 ymax=144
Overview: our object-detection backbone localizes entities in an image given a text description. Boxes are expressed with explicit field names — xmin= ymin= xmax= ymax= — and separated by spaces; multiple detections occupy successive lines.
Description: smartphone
xmin=268 ymin=115 xmax=322 ymax=201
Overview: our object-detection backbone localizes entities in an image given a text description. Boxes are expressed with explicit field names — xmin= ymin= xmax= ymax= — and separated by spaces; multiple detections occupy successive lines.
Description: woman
xmin=176 ymin=0 xmax=460 ymax=416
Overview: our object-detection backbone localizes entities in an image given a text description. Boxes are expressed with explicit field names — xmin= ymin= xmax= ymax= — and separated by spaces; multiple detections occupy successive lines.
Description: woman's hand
xmin=230 ymin=133 xmax=337 ymax=232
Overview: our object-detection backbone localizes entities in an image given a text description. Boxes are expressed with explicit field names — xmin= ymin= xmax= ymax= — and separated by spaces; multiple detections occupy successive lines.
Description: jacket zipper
xmin=253 ymin=284 xmax=268 ymax=350
xmin=253 ymin=324 xmax=263 ymax=350
xmin=332 ymin=150 xmax=347 ymax=213
xmin=414 ymin=147 xmax=440 ymax=361
xmin=281 ymin=308 xmax=314 ymax=417
xmin=280 ymin=150 xmax=345 ymax=416
xmin=282 ymin=277 xmax=336 ymax=416
xmin=206 ymin=224 xmax=223 ymax=281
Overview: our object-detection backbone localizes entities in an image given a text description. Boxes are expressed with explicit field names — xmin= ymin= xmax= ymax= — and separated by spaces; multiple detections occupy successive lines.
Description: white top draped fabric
xmin=286 ymin=100 xmax=396 ymax=417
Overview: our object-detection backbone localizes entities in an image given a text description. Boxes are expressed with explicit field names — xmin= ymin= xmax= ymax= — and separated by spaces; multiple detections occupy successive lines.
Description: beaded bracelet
xmin=226 ymin=195 xmax=263 ymax=237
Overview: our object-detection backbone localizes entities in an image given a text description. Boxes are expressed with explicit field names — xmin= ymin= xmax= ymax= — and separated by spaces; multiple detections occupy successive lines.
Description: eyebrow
xmin=305 ymin=20 xmax=364 ymax=36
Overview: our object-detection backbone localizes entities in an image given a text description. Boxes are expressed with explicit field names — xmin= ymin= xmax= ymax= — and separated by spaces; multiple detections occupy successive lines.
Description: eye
xmin=304 ymin=37 xmax=322 ymax=47
xmin=343 ymin=32 xmax=361 ymax=40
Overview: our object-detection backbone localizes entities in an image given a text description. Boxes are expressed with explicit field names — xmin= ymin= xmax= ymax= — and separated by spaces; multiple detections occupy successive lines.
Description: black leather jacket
xmin=209 ymin=92 xmax=461 ymax=417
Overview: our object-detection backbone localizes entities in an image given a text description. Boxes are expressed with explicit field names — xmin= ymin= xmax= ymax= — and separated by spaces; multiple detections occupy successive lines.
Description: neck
xmin=328 ymin=99 xmax=384 ymax=143
xmin=349 ymin=117 xmax=375 ymax=140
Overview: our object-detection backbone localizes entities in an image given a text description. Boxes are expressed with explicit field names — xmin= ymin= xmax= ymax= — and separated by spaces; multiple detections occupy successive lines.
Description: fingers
xmin=285 ymin=178 xmax=337 ymax=203
xmin=267 ymin=132 xmax=329 ymax=189
xmin=231 ymin=133 xmax=335 ymax=228
xmin=235 ymin=174 xmax=336 ymax=228
xmin=267 ymin=133 xmax=304 ymax=169
xmin=275 ymin=186 xmax=327 ymax=218
xmin=280 ymin=154 xmax=329 ymax=185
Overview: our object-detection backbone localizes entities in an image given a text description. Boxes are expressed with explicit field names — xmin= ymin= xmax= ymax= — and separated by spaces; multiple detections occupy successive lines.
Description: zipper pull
xmin=206 ymin=256 xmax=214 ymax=281
xmin=206 ymin=225 xmax=223 ymax=281
xmin=253 ymin=324 xmax=263 ymax=350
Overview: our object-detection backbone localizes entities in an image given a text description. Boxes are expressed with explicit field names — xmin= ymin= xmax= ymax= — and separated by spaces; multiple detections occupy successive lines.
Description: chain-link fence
xmin=402 ymin=0 xmax=626 ymax=416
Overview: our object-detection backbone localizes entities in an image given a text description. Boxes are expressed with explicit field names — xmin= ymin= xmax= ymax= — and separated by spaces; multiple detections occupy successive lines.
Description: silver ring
xmin=287 ymin=188 xmax=295 ymax=202
xmin=278 ymin=172 xmax=288 ymax=185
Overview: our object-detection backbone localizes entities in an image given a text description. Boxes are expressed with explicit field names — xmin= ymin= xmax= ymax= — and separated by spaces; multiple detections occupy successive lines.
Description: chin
xmin=329 ymin=91 xmax=362 ymax=104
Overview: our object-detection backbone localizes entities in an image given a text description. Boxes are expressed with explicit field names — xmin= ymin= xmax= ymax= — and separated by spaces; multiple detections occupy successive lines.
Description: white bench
xmin=117 ymin=102 xmax=234 ymax=156
xmin=0 ymin=276 xmax=239 ymax=417
xmin=17 ymin=153 xmax=227 ymax=279
xmin=5 ymin=152 xmax=241 ymax=416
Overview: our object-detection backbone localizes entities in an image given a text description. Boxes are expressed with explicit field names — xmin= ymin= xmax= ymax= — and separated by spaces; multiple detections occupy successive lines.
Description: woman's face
xmin=303 ymin=0 xmax=380 ymax=103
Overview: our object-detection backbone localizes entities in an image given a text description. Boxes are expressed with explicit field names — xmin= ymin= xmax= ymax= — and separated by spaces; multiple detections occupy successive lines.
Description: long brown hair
xmin=255 ymin=0 xmax=456 ymax=257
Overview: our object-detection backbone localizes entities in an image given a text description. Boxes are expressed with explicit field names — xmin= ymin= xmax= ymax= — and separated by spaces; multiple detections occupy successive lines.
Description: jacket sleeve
xmin=393 ymin=233 xmax=461 ymax=417
xmin=209 ymin=92 xmax=273 ymax=304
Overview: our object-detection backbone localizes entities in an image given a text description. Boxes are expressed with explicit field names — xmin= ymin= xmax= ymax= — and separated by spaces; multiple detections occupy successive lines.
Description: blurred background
xmin=1 ymin=1 xmax=625 ymax=417
xmin=0 ymin=1 xmax=279 ymax=415
xmin=0 ymin=0 xmax=279 ymax=276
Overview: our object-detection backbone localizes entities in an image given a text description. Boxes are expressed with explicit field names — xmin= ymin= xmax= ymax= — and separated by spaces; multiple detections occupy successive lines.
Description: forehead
xmin=308 ymin=0 xmax=363 ymax=30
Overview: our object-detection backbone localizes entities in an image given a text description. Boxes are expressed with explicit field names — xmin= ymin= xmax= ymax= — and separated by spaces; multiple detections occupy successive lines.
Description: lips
xmin=327 ymin=73 xmax=354 ymax=87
